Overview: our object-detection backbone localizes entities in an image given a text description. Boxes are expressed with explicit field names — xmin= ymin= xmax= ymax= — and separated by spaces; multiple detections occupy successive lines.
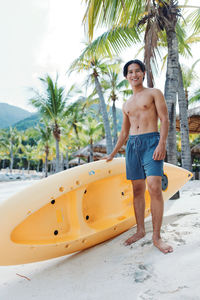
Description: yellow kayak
xmin=0 ymin=158 xmax=192 ymax=265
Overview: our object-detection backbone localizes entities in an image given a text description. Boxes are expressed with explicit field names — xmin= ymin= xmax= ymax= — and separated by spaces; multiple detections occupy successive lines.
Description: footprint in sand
xmin=122 ymin=263 xmax=153 ymax=283
xmin=193 ymin=222 xmax=200 ymax=228
xmin=138 ymin=289 xmax=154 ymax=300
xmin=173 ymin=237 xmax=186 ymax=245
xmin=139 ymin=286 xmax=189 ymax=299
xmin=169 ymin=231 xmax=186 ymax=246
xmin=134 ymin=264 xmax=153 ymax=283
xmin=170 ymin=223 xmax=179 ymax=227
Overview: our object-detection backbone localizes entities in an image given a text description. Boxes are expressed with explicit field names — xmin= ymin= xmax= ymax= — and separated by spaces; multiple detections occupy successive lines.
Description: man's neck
xmin=132 ymin=84 xmax=145 ymax=94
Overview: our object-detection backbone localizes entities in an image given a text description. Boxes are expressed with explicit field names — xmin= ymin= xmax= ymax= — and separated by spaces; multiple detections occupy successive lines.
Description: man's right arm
xmin=106 ymin=105 xmax=130 ymax=162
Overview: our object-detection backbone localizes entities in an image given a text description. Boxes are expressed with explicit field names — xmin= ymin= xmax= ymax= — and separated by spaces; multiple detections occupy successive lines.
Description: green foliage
xmin=29 ymin=75 xmax=67 ymax=123
xmin=186 ymin=8 xmax=200 ymax=33
xmin=1 ymin=2 xmax=199 ymax=171
xmin=14 ymin=113 xmax=40 ymax=131
xmin=189 ymin=89 xmax=200 ymax=105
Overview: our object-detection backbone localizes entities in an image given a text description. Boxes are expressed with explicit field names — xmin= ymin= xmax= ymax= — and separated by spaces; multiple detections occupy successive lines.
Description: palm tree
xmin=0 ymin=127 xmax=20 ymax=172
xmin=29 ymin=74 xmax=68 ymax=172
xmin=82 ymin=0 xmax=200 ymax=171
xmin=22 ymin=144 xmax=36 ymax=173
xmin=175 ymin=59 xmax=200 ymax=170
xmin=159 ymin=19 xmax=200 ymax=171
xmin=69 ymin=56 xmax=113 ymax=154
xmin=36 ymin=120 xmax=52 ymax=177
xmin=101 ymin=67 xmax=130 ymax=145
xmin=64 ymin=95 xmax=94 ymax=165
xmin=0 ymin=129 xmax=10 ymax=169
xmin=177 ymin=64 xmax=192 ymax=171
xmin=65 ymin=96 xmax=92 ymax=141
xmin=77 ymin=115 xmax=103 ymax=162
xmin=82 ymin=1 xmax=200 ymax=81
xmin=58 ymin=119 xmax=76 ymax=170
xmin=181 ymin=59 xmax=200 ymax=105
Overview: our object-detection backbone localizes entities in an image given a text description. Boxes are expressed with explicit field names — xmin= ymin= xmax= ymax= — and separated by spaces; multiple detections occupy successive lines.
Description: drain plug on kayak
xmin=162 ymin=174 xmax=168 ymax=191
xmin=86 ymin=215 xmax=89 ymax=220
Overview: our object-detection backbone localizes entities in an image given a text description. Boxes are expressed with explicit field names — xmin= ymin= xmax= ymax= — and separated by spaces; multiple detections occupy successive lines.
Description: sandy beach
xmin=0 ymin=179 xmax=200 ymax=300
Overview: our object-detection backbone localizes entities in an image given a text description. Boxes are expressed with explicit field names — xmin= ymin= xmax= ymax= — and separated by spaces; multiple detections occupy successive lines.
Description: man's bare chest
xmin=125 ymin=95 xmax=154 ymax=116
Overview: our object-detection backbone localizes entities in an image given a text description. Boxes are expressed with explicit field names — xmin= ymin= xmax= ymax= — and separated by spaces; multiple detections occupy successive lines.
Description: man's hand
xmin=102 ymin=154 xmax=114 ymax=162
xmin=153 ymin=142 xmax=166 ymax=160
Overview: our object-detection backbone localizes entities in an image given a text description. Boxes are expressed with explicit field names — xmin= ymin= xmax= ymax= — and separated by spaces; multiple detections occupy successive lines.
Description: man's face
xmin=126 ymin=63 xmax=145 ymax=87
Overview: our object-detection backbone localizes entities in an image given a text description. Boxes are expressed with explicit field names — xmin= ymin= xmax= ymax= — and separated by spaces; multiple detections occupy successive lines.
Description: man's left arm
xmin=153 ymin=89 xmax=169 ymax=161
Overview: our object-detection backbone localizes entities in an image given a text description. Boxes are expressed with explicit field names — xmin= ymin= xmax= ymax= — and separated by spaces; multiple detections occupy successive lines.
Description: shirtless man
xmin=106 ymin=59 xmax=173 ymax=254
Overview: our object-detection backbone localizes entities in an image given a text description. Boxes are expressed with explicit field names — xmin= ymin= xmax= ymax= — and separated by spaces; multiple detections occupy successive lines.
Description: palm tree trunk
xmin=61 ymin=153 xmax=64 ymax=171
xmin=73 ymin=124 xmax=79 ymax=140
xmin=94 ymin=75 xmax=113 ymax=154
xmin=164 ymin=26 xmax=180 ymax=200
xmin=37 ymin=161 xmax=40 ymax=173
xmin=112 ymin=100 xmax=118 ymax=146
xmin=27 ymin=160 xmax=30 ymax=174
xmin=45 ymin=153 xmax=48 ymax=177
xmin=164 ymin=29 xmax=179 ymax=166
xmin=185 ymin=89 xmax=189 ymax=109
xmin=178 ymin=64 xmax=192 ymax=171
xmin=55 ymin=138 xmax=60 ymax=173
xmin=52 ymin=158 xmax=56 ymax=173
xmin=50 ymin=160 xmax=53 ymax=173
xmin=89 ymin=140 xmax=94 ymax=162
xmin=65 ymin=150 xmax=69 ymax=169
xmin=10 ymin=144 xmax=13 ymax=173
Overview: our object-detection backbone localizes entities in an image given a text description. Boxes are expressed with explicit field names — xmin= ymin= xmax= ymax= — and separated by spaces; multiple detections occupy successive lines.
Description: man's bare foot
xmin=153 ymin=238 xmax=173 ymax=254
xmin=124 ymin=231 xmax=145 ymax=246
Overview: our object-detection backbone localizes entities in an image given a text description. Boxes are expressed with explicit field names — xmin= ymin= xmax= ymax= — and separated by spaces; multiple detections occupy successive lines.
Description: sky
xmin=0 ymin=0 xmax=199 ymax=112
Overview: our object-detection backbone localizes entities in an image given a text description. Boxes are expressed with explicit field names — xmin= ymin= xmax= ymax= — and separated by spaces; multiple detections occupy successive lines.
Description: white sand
xmin=0 ymin=180 xmax=200 ymax=300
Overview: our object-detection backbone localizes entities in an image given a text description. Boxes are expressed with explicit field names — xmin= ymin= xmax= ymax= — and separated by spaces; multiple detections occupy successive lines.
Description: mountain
xmin=0 ymin=102 xmax=123 ymax=132
xmin=13 ymin=106 xmax=123 ymax=131
xmin=0 ymin=103 xmax=32 ymax=129
xmin=13 ymin=113 xmax=40 ymax=131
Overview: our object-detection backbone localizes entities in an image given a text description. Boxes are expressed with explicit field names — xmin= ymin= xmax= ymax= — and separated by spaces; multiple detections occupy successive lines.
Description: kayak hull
xmin=0 ymin=158 xmax=192 ymax=265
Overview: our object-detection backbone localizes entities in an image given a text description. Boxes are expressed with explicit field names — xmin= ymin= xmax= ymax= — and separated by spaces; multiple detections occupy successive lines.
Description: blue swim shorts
xmin=125 ymin=132 xmax=164 ymax=180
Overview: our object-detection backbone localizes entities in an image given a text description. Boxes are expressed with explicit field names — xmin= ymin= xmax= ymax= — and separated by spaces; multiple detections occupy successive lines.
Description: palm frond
xmin=189 ymin=88 xmax=200 ymax=104
xmin=185 ymin=8 xmax=200 ymax=33
xmin=68 ymin=26 xmax=140 ymax=75
xmin=176 ymin=21 xmax=192 ymax=57
xmin=83 ymin=0 xmax=143 ymax=40
xmin=181 ymin=58 xmax=200 ymax=89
